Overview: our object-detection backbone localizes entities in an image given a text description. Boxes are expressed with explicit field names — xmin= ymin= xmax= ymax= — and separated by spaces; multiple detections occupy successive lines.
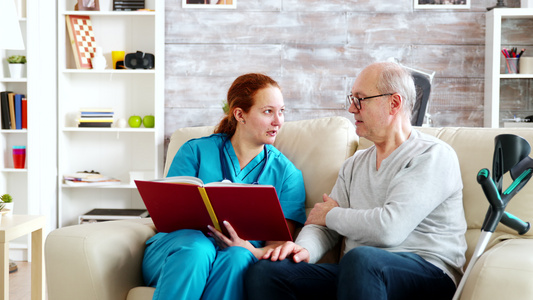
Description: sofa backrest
xmin=164 ymin=116 xmax=358 ymax=215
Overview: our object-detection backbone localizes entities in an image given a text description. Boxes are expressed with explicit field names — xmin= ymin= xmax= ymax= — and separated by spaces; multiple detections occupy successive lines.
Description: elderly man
xmin=245 ymin=62 xmax=467 ymax=300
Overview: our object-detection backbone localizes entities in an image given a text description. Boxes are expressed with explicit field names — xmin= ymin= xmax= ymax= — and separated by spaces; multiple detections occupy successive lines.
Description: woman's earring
xmin=241 ymin=120 xmax=246 ymax=124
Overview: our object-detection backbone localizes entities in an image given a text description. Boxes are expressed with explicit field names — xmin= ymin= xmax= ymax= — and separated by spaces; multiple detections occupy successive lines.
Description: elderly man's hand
xmin=305 ymin=194 xmax=339 ymax=226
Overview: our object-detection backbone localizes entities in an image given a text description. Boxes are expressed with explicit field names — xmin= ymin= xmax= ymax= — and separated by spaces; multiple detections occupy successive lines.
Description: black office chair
xmin=411 ymin=72 xmax=432 ymax=126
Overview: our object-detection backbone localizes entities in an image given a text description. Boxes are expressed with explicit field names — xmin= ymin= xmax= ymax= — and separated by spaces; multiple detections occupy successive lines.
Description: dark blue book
xmin=15 ymin=94 xmax=24 ymax=130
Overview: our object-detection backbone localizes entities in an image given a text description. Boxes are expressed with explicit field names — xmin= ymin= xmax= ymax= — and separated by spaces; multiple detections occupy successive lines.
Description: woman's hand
xmin=208 ymin=220 xmax=306 ymax=261
xmin=208 ymin=221 xmax=258 ymax=255
xmin=262 ymin=241 xmax=310 ymax=263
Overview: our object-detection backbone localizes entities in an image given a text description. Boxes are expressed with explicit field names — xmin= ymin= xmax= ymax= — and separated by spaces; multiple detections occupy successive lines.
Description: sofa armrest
xmin=460 ymin=238 xmax=533 ymax=300
xmin=45 ymin=219 xmax=156 ymax=300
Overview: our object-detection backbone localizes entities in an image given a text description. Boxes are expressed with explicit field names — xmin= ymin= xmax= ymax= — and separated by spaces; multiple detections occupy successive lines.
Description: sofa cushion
xmin=127 ymin=287 xmax=155 ymax=300
xmin=273 ymin=117 xmax=358 ymax=213
xmin=461 ymin=239 xmax=533 ymax=300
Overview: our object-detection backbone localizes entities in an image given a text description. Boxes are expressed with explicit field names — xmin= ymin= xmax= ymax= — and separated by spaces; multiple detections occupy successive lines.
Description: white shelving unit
xmin=57 ymin=0 xmax=165 ymax=227
xmin=485 ymin=8 xmax=533 ymax=128
xmin=1 ymin=4 xmax=28 ymax=223
xmin=1 ymin=1 xmax=57 ymax=260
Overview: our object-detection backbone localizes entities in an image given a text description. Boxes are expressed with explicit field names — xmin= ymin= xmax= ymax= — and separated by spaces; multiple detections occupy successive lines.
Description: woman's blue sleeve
xmin=279 ymin=168 xmax=307 ymax=226
xmin=166 ymin=142 xmax=199 ymax=178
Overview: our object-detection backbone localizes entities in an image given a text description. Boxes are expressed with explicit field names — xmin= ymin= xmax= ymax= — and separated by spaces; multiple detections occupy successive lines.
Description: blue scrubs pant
xmin=245 ymin=246 xmax=456 ymax=300
xmin=143 ymin=229 xmax=257 ymax=300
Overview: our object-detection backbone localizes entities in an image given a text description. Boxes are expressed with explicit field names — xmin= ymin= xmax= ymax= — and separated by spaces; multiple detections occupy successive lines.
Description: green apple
xmin=128 ymin=115 xmax=142 ymax=128
xmin=143 ymin=115 xmax=155 ymax=128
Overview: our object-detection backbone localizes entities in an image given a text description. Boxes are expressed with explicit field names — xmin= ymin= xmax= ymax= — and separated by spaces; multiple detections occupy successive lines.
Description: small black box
xmin=113 ymin=0 xmax=145 ymax=11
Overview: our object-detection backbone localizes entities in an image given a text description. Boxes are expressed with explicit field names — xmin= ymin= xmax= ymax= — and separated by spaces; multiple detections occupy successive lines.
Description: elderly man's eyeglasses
xmin=346 ymin=93 xmax=393 ymax=110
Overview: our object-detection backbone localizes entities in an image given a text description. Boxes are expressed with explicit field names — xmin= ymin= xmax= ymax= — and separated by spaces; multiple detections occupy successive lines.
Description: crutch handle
xmin=477 ymin=169 xmax=505 ymax=232
xmin=477 ymin=169 xmax=504 ymax=208
xmin=501 ymin=212 xmax=531 ymax=235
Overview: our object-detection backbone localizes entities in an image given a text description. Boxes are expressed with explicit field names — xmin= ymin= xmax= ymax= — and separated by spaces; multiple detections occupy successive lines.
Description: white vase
xmin=8 ymin=63 xmax=25 ymax=78
xmin=91 ymin=47 xmax=107 ymax=70
xmin=3 ymin=203 xmax=14 ymax=215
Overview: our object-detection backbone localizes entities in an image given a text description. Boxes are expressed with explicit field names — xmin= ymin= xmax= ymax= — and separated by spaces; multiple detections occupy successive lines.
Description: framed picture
xmin=77 ymin=0 xmax=100 ymax=11
xmin=414 ymin=0 xmax=470 ymax=9
xmin=182 ymin=0 xmax=236 ymax=9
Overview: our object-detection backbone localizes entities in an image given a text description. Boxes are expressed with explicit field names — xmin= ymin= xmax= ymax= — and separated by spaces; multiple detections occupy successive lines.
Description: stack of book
xmin=63 ymin=171 xmax=121 ymax=186
xmin=113 ymin=0 xmax=145 ymax=11
xmin=1 ymin=91 xmax=27 ymax=130
xmin=78 ymin=108 xmax=114 ymax=128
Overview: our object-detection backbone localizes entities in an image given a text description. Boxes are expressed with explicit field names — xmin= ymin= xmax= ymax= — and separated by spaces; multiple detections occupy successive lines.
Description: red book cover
xmin=21 ymin=97 xmax=27 ymax=129
xmin=135 ymin=177 xmax=292 ymax=241
xmin=65 ymin=15 xmax=96 ymax=69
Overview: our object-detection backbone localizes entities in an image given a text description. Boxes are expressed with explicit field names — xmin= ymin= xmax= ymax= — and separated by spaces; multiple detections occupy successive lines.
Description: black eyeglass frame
xmin=346 ymin=93 xmax=394 ymax=110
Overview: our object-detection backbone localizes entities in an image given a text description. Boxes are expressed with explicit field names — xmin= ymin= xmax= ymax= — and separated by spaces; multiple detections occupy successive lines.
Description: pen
xmin=502 ymin=49 xmax=508 ymax=58
xmin=503 ymin=48 xmax=510 ymax=58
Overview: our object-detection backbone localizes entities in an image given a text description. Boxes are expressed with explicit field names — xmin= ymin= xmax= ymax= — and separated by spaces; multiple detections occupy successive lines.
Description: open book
xmin=135 ymin=176 xmax=292 ymax=241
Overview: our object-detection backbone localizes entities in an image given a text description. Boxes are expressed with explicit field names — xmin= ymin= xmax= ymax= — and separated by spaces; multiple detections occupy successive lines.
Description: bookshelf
xmin=57 ymin=0 xmax=165 ymax=226
xmin=485 ymin=8 xmax=533 ymax=128
xmin=1 ymin=0 xmax=57 ymax=260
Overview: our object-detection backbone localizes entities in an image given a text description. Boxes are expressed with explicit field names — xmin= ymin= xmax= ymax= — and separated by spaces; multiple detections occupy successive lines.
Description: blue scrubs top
xmin=167 ymin=133 xmax=307 ymax=226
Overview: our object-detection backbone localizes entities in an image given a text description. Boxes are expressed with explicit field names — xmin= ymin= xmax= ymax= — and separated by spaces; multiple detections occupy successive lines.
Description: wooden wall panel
xmin=166 ymin=10 xmax=348 ymax=44
xmin=163 ymin=0 xmax=529 ymax=143
xmin=348 ymin=12 xmax=486 ymax=45
xmin=282 ymin=44 xmax=484 ymax=78
xmin=165 ymin=44 xmax=282 ymax=77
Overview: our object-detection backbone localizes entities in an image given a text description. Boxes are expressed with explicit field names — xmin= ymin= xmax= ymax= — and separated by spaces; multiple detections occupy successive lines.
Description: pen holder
xmin=505 ymin=57 xmax=520 ymax=74
xmin=13 ymin=146 xmax=26 ymax=169
xmin=112 ymin=50 xmax=126 ymax=69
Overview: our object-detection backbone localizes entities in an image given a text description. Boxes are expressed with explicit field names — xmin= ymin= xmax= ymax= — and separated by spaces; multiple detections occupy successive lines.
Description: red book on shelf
xmin=21 ymin=97 xmax=27 ymax=129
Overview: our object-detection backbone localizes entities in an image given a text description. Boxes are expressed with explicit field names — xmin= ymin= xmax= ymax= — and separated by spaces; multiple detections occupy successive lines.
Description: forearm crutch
xmin=452 ymin=134 xmax=532 ymax=300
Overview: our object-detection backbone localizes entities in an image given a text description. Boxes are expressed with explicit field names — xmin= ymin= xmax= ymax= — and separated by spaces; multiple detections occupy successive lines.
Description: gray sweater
xmin=295 ymin=130 xmax=467 ymax=285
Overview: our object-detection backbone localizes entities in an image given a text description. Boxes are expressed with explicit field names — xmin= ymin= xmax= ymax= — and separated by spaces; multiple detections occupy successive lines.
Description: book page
xmin=204 ymin=181 xmax=273 ymax=188
xmin=151 ymin=176 xmax=204 ymax=185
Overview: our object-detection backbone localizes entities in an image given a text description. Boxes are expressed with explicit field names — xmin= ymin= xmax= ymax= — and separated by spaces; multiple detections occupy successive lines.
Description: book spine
xmin=78 ymin=122 xmax=113 ymax=127
xmin=15 ymin=94 xmax=23 ymax=130
xmin=8 ymin=93 xmax=16 ymax=129
xmin=78 ymin=118 xmax=114 ymax=122
xmin=1 ymin=92 xmax=12 ymax=129
xmin=198 ymin=187 xmax=221 ymax=232
xmin=21 ymin=97 xmax=27 ymax=129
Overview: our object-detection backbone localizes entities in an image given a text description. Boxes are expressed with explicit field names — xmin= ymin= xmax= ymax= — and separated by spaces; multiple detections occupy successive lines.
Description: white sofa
xmin=45 ymin=117 xmax=533 ymax=300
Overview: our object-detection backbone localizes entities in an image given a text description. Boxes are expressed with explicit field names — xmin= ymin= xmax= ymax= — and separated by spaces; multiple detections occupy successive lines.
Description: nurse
xmin=142 ymin=73 xmax=306 ymax=300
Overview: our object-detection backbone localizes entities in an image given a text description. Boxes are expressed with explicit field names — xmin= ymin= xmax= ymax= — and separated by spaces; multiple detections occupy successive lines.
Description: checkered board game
xmin=66 ymin=15 xmax=96 ymax=69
